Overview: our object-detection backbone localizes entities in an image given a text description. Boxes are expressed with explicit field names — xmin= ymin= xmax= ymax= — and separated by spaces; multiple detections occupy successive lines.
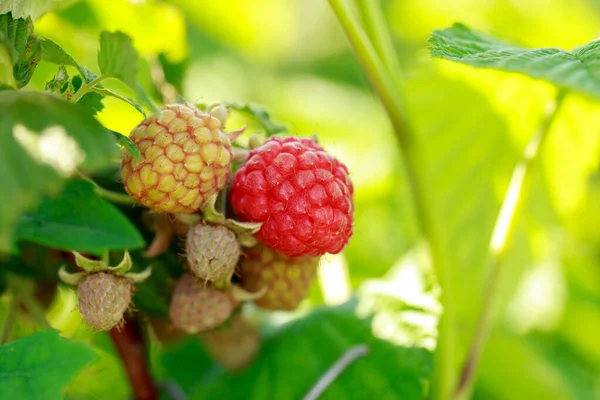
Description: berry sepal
xmin=230 ymin=284 xmax=267 ymax=303
xmin=201 ymin=193 xmax=262 ymax=234
xmin=59 ymin=251 xmax=151 ymax=285
xmin=58 ymin=251 xmax=151 ymax=332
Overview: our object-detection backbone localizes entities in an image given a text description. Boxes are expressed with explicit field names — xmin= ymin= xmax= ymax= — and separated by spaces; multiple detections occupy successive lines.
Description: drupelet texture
xmin=77 ymin=272 xmax=132 ymax=331
xmin=239 ymin=245 xmax=319 ymax=311
xmin=186 ymin=224 xmax=240 ymax=282
xmin=169 ymin=273 xmax=234 ymax=334
xmin=121 ymin=103 xmax=232 ymax=213
xmin=230 ymin=137 xmax=354 ymax=257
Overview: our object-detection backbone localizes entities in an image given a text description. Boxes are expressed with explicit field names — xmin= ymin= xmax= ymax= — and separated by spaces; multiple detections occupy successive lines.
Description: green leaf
xmin=0 ymin=13 xmax=41 ymax=88
xmin=44 ymin=64 xmax=69 ymax=94
xmin=98 ymin=30 xmax=157 ymax=113
xmin=476 ymin=331 xmax=598 ymax=400
xmin=429 ymin=23 xmax=600 ymax=99
xmin=44 ymin=34 xmax=145 ymax=114
xmin=0 ymin=13 xmax=30 ymax=59
xmin=76 ymin=91 xmax=104 ymax=115
xmin=0 ymin=330 xmax=97 ymax=400
xmin=56 ymin=2 xmax=99 ymax=30
xmin=39 ymin=37 xmax=97 ymax=83
xmin=111 ymin=130 xmax=140 ymax=160
xmin=0 ymin=1 xmax=76 ymax=21
xmin=0 ymin=242 xmax=65 ymax=280
xmin=404 ymin=66 xmax=523 ymax=377
xmin=65 ymin=336 xmax=130 ymax=400
xmin=98 ymin=31 xmax=137 ymax=84
xmin=179 ymin=304 xmax=431 ymax=399
xmin=0 ymin=36 xmax=15 ymax=84
xmin=45 ymin=66 xmax=103 ymax=113
xmin=158 ymin=337 xmax=213 ymax=393
xmin=12 ymin=32 xmax=40 ymax=88
xmin=0 ymin=90 xmax=119 ymax=253
xmin=14 ymin=180 xmax=145 ymax=255
xmin=227 ymin=102 xmax=287 ymax=136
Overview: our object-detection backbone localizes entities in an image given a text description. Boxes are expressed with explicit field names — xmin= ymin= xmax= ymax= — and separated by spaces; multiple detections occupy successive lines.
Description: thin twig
xmin=72 ymin=75 xmax=109 ymax=103
xmin=110 ymin=318 xmax=159 ymax=400
xmin=454 ymin=89 xmax=567 ymax=400
xmin=303 ymin=344 xmax=369 ymax=400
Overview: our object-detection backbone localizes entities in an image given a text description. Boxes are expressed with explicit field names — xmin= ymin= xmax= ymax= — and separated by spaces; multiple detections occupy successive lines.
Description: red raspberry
xmin=230 ymin=137 xmax=354 ymax=257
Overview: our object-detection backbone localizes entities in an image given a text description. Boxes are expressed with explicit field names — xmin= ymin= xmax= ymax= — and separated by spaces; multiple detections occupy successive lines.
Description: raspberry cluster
xmin=104 ymin=103 xmax=356 ymax=370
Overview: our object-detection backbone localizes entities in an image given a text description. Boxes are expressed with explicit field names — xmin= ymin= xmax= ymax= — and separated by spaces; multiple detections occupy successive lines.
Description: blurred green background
xmin=4 ymin=0 xmax=600 ymax=399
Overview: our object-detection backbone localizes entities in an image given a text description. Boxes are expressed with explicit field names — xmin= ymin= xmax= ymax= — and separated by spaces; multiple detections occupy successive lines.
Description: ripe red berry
xmin=230 ymin=137 xmax=354 ymax=257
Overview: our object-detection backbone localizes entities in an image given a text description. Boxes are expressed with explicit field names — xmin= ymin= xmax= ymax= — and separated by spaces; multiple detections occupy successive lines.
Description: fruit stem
xmin=94 ymin=185 xmax=138 ymax=205
xmin=75 ymin=173 xmax=137 ymax=205
xmin=212 ymin=274 xmax=233 ymax=290
xmin=453 ymin=89 xmax=567 ymax=400
xmin=328 ymin=1 xmax=455 ymax=398
xmin=201 ymin=193 xmax=226 ymax=223
xmin=110 ymin=317 xmax=159 ymax=400
xmin=232 ymin=147 xmax=250 ymax=162
xmin=71 ymin=75 xmax=109 ymax=103
xmin=145 ymin=215 xmax=175 ymax=258
xmin=150 ymin=56 xmax=178 ymax=105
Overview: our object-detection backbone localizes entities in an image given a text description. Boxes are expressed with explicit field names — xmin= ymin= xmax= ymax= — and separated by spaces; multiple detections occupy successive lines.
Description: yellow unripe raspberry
xmin=121 ymin=103 xmax=233 ymax=213
xmin=239 ymin=245 xmax=319 ymax=311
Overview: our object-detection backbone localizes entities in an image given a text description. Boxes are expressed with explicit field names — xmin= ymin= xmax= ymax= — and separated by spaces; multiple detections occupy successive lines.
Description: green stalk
xmin=328 ymin=0 xmax=410 ymax=146
xmin=76 ymin=172 xmax=137 ymax=205
xmin=328 ymin=1 xmax=456 ymax=397
xmin=71 ymin=75 xmax=108 ymax=103
xmin=355 ymin=0 xmax=404 ymax=84
xmin=93 ymin=185 xmax=137 ymax=205
xmin=454 ymin=89 xmax=567 ymax=400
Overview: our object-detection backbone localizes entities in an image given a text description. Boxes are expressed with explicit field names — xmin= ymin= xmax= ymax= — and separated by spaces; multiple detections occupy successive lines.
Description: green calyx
xmin=231 ymin=284 xmax=267 ymax=303
xmin=201 ymin=193 xmax=262 ymax=235
xmin=59 ymin=250 xmax=151 ymax=285
xmin=210 ymin=104 xmax=229 ymax=127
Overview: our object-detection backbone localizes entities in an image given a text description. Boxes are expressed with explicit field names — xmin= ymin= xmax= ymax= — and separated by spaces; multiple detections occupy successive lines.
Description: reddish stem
xmin=110 ymin=318 xmax=159 ymax=400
